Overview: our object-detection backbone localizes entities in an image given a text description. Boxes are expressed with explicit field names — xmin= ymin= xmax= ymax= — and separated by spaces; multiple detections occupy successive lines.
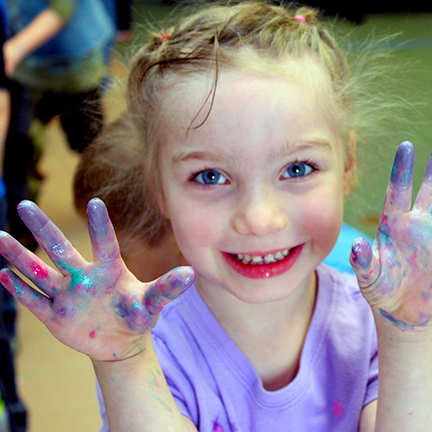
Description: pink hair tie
xmin=294 ymin=15 xmax=306 ymax=23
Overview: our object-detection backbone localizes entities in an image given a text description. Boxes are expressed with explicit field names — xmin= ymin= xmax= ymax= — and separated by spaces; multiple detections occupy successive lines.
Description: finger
xmin=0 ymin=268 xmax=52 ymax=324
xmin=350 ymin=237 xmax=380 ymax=288
xmin=17 ymin=201 xmax=87 ymax=275
xmin=382 ymin=141 xmax=415 ymax=215
xmin=0 ymin=231 xmax=63 ymax=297
xmin=413 ymin=150 xmax=432 ymax=214
xmin=144 ymin=266 xmax=196 ymax=315
xmin=87 ymin=198 xmax=121 ymax=263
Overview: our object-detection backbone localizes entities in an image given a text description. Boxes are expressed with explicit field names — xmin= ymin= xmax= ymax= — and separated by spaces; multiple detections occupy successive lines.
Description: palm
xmin=0 ymin=199 xmax=195 ymax=361
xmin=351 ymin=142 xmax=432 ymax=330
xmin=38 ymin=259 xmax=146 ymax=361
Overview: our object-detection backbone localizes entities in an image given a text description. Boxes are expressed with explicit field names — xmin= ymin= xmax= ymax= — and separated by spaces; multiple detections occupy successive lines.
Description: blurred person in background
xmin=2 ymin=0 xmax=115 ymax=251
xmin=115 ymin=0 xmax=133 ymax=42
xmin=0 ymin=1 xmax=27 ymax=431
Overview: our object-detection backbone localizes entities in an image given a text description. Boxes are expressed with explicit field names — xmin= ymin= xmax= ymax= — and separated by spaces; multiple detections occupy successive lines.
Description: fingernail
xmin=87 ymin=199 xmax=108 ymax=233
xmin=390 ymin=141 xmax=414 ymax=188
xmin=351 ymin=238 xmax=372 ymax=269
xmin=0 ymin=231 xmax=8 ymax=245
xmin=160 ymin=266 xmax=196 ymax=290
xmin=17 ymin=201 xmax=48 ymax=230
xmin=179 ymin=266 xmax=196 ymax=286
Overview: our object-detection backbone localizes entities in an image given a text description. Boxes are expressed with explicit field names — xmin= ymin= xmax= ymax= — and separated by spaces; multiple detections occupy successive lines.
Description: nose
xmin=231 ymin=188 xmax=288 ymax=237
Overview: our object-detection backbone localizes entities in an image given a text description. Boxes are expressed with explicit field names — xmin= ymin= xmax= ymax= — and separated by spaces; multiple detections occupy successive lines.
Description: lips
xmin=222 ymin=244 xmax=304 ymax=279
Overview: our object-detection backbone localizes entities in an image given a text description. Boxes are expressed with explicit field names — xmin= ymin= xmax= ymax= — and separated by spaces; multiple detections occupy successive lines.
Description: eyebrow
xmin=270 ymin=139 xmax=332 ymax=160
xmin=172 ymin=139 xmax=332 ymax=164
xmin=173 ymin=150 xmax=233 ymax=164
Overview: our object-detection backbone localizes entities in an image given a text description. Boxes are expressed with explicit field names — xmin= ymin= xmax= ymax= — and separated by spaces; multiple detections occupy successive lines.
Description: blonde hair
xmin=75 ymin=1 xmax=358 ymax=246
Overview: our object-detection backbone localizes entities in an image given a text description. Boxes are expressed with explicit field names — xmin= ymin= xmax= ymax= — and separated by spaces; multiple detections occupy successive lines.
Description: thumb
xmin=144 ymin=266 xmax=196 ymax=315
xmin=350 ymin=237 xmax=380 ymax=288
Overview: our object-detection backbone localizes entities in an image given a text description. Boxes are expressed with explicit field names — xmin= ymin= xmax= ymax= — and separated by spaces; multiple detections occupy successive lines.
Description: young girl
xmin=0 ymin=2 xmax=431 ymax=431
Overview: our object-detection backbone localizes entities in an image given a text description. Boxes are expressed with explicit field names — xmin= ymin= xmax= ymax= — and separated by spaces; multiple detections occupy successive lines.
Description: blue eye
xmin=194 ymin=169 xmax=228 ymax=185
xmin=281 ymin=162 xmax=313 ymax=179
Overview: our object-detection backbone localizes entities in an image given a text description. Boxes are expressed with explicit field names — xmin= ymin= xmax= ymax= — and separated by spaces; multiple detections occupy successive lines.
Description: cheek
xmin=168 ymin=203 xmax=222 ymax=253
xmin=298 ymin=186 xmax=344 ymax=248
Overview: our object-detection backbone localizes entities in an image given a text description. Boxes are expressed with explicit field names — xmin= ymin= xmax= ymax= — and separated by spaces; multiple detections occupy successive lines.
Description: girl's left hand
xmin=350 ymin=141 xmax=432 ymax=331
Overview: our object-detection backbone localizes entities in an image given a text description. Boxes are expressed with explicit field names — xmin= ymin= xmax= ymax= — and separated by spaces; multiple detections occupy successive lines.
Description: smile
xmin=233 ymin=249 xmax=290 ymax=265
xmin=222 ymin=245 xmax=304 ymax=279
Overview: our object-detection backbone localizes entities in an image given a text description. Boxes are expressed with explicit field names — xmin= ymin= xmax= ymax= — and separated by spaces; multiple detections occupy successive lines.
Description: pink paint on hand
xmin=32 ymin=264 xmax=49 ymax=280
xmin=89 ymin=330 xmax=96 ymax=339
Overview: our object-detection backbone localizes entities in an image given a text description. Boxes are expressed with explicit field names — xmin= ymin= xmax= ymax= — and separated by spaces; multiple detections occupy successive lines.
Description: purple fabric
xmin=97 ymin=264 xmax=378 ymax=431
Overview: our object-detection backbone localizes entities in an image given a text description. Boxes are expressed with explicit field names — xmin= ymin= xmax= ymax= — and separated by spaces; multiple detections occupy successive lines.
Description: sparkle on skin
xmin=55 ymin=260 xmax=101 ymax=297
xmin=32 ymin=264 xmax=49 ymax=279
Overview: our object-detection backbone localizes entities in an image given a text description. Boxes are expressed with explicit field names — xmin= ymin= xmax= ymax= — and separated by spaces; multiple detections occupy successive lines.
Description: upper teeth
xmin=236 ymin=249 xmax=290 ymax=265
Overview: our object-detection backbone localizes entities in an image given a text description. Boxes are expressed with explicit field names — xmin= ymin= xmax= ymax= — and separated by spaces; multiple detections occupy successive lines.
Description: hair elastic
xmin=294 ymin=15 xmax=306 ymax=23
xmin=162 ymin=34 xmax=170 ymax=39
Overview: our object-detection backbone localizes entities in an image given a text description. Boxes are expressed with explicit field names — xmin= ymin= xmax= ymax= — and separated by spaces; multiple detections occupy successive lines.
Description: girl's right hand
xmin=0 ymin=198 xmax=195 ymax=362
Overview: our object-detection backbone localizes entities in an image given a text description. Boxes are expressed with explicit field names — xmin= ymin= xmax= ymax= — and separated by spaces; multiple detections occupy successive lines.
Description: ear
xmin=159 ymin=203 xmax=170 ymax=220
xmin=158 ymin=195 xmax=171 ymax=220
xmin=343 ymin=130 xmax=357 ymax=198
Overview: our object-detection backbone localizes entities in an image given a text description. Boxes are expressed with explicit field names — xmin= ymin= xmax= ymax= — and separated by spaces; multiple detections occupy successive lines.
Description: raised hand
xmin=0 ymin=199 xmax=195 ymax=360
xmin=350 ymin=141 xmax=432 ymax=331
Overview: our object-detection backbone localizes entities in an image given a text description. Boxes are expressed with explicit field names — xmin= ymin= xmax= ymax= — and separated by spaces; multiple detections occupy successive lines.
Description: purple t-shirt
xmin=97 ymin=264 xmax=378 ymax=431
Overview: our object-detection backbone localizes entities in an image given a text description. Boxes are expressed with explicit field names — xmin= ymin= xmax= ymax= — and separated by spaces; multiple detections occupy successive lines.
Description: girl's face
xmin=159 ymin=61 xmax=355 ymax=305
